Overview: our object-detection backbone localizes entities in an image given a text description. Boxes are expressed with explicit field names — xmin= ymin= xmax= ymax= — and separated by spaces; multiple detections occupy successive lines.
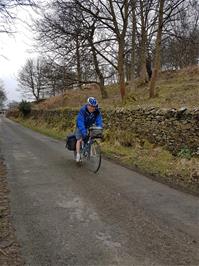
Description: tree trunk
xmin=130 ymin=0 xmax=136 ymax=89
xmin=149 ymin=0 xmax=165 ymax=98
xmin=139 ymin=0 xmax=148 ymax=84
xmin=75 ymin=36 xmax=82 ymax=90
xmin=90 ymin=38 xmax=108 ymax=99
xmin=118 ymin=43 xmax=125 ymax=100
xmin=99 ymin=74 xmax=107 ymax=99
xmin=139 ymin=31 xmax=148 ymax=83
xmin=31 ymin=76 xmax=39 ymax=102
xmin=33 ymin=91 xmax=40 ymax=102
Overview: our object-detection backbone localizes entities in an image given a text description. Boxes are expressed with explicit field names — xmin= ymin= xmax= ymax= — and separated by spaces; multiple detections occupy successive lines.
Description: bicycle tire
xmin=84 ymin=141 xmax=101 ymax=173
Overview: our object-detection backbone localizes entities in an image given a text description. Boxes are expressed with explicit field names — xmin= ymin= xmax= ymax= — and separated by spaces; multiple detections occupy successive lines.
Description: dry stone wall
xmin=9 ymin=107 xmax=199 ymax=155
xmin=103 ymin=107 xmax=199 ymax=155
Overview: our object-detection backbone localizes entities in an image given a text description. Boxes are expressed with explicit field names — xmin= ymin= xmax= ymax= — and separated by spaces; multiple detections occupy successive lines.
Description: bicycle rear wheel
xmin=85 ymin=141 xmax=101 ymax=173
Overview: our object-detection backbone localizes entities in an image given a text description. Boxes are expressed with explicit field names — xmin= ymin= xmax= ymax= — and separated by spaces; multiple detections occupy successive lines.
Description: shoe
xmin=76 ymin=153 xmax=81 ymax=163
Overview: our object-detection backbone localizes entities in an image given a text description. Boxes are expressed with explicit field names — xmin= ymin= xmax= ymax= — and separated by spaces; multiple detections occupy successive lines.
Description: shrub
xmin=18 ymin=100 xmax=31 ymax=116
xmin=177 ymin=147 xmax=192 ymax=160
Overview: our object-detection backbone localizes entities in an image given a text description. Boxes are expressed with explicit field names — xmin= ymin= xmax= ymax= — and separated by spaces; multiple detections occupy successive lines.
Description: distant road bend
xmin=0 ymin=116 xmax=199 ymax=266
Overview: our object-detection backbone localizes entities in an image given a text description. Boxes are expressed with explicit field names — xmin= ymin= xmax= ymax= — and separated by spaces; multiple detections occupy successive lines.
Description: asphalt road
xmin=0 ymin=116 xmax=199 ymax=266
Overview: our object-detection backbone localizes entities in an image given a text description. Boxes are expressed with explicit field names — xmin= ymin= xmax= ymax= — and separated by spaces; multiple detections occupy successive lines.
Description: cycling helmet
xmin=87 ymin=97 xmax=98 ymax=107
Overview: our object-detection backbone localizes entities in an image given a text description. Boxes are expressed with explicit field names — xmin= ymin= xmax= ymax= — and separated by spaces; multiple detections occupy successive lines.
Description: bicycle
xmin=66 ymin=126 xmax=103 ymax=173
xmin=75 ymin=126 xmax=103 ymax=173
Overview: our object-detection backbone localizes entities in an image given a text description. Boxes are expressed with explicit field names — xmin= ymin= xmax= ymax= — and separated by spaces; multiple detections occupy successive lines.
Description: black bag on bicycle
xmin=66 ymin=134 xmax=77 ymax=151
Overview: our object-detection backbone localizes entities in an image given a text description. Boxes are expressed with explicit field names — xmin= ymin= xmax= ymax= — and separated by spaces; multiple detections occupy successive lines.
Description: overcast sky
xmin=0 ymin=7 xmax=40 ymax=103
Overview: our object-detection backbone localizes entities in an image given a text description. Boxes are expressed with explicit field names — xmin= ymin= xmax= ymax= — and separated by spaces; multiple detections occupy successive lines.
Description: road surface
xmin=0 ymin=117 xmax=199 ymax=265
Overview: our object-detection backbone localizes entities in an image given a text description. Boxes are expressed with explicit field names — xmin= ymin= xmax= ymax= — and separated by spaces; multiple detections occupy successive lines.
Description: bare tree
xmin=76 ymin=0 xmax=132 ymax=100
xmin=0 ymin=0 xmax=36 ymax=34
xmin=74 ymin=3 xmax=108 ymax=98
xmin=34 ymin=1 xmax=86 ymax=89
xmin=86 ymin=20 xmax=108 ymax=98
xmin=0 ymin=79 xmax=7 ymax=109
xmin=149 ymin=0 xmax=186 ymax=97
xmin=18 ymin=58 xmax=46 ymax=102
xmin=149 ymin=0 xmax=165 ymax=98
xmin=33 ymin=0 xmax=198 ymax=103
xmin=35 ymin=0 xmax=109 ymax=98
xmin=129 ymin=0 xmax=137 ymax=86
xmin=133 ymin=0 xmax=158 ymax=84
xmin=161 ymin=0 xmax=199 ymax=69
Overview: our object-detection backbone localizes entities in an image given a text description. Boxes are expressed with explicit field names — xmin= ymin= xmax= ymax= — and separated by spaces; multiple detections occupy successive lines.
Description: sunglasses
xmin=88 ymin=104 xmax=96 ymax=108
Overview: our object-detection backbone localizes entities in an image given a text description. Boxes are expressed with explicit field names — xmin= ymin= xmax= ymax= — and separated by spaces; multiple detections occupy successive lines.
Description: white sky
xmin=0 ymin=7 xmax=41 ymax=103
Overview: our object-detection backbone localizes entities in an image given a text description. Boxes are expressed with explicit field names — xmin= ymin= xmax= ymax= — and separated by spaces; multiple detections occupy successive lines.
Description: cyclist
xmin=75 ymin=97 xmax=103 ymax=162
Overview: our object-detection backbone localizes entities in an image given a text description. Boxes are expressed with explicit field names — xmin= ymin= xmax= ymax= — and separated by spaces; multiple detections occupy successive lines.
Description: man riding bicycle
xmin=75 ymin=97 xmax=103 ymax=162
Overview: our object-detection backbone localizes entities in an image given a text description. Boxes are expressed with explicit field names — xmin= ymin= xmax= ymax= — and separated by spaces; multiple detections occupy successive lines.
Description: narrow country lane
xmin=0 ymin=117 xmax=199 ymax=266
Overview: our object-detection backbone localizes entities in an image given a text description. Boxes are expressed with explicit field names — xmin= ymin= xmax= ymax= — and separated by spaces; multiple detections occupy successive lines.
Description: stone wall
xmin=8 ymin=107 xmax=199 ymax=155
xmin=104 ymin=107 xmax=199 ymax=155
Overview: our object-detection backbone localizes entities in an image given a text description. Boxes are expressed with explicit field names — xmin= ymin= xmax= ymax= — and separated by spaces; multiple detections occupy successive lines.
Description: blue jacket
xmin=76 ymin=104 xmax=103 ymax=137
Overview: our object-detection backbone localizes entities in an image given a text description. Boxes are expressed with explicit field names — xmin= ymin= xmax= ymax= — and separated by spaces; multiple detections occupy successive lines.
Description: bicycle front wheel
xmin=86 ymin=141 xmax=101 ymax=173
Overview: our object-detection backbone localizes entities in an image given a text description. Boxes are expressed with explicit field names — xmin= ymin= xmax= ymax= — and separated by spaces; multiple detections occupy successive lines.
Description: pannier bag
xmin=66 ymin=134 xmax=77 ymax=151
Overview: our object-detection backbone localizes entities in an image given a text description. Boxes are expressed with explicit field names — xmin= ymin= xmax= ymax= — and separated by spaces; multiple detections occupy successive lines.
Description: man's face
xmin=87 ymin=104 xmax=96 ymax=113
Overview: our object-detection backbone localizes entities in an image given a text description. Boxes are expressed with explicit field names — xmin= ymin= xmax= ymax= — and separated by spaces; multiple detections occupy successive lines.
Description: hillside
xmin=34 ymin=66 xmax=199 ymax=110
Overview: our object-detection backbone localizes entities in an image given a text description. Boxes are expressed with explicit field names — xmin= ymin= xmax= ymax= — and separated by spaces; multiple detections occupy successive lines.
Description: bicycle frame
xmin=81 ymin=138 xmax=92 ymax=159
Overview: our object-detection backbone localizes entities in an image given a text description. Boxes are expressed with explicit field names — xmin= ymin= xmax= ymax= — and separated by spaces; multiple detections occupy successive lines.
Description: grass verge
xmin=101 ymin=141 xmax=199 ymax=196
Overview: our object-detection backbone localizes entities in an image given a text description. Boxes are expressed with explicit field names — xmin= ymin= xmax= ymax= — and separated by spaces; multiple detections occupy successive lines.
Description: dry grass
xmin=101 ymin=140 xmax=199 ymax=195
xmin=33 ymin=66 xmax=199 ymax=110
xmin=35 ymin=86 xmax=102 ymax=110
